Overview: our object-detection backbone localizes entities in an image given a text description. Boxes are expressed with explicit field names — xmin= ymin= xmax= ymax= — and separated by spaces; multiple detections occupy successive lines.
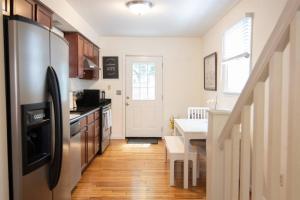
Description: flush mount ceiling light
xmin=126 ymin=0 xmax=153 ymax=15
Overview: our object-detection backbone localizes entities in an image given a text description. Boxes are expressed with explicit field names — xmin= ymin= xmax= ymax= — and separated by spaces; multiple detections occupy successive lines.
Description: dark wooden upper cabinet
xmin=78 ymin=36 xmax=85 ymax=78
xmin=35 ymin=3 xmax=53 ymax=28
xmin=92 ymin=46 xmax=100 ymax=80
xmin=14 ymin=0 xmax=35 ymax=20
xmin=93 ymin=46 xmax=99 ymax=65
xmin=83 ymin=39 xmax=89 ymax=57
xmin=66 ymin=34 xmax=78 ymax=78
xmin=88 ymin=43 xmax=93 ymax=57
xmin=2 ymin=0 xmax=53 ymax=29
xmin=64 ymin=32 xmax=100 ymax=80
xmin=65 ymin=33 xmax=85 ymax=78
xmin=83 ymin=39 xmax=94 ymax=58
xmin=2 ymin=0 xmax=10 ymax=15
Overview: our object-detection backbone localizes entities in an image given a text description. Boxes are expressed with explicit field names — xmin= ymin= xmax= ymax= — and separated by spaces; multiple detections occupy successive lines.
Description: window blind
xmin=222 ymin=16 xmax=253 ymax=94
xmin=222 ymin=17 xmax=252 ymax=62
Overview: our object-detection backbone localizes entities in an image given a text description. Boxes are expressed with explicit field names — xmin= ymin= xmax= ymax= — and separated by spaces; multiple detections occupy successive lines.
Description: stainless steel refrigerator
xmin=4 ymin=16 xmax=71 ymax=200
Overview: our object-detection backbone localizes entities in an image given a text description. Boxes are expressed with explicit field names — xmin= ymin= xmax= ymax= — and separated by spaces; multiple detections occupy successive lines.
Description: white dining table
xmin=174 ymin=119 xmax=208 ymax=189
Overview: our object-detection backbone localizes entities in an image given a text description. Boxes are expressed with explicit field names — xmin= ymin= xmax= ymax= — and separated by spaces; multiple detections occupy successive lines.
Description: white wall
xmin=0 ymin=4 xmax=9 ymax=200
xmin=201 ymin=0 xmax=287 ymax=110
xmin=40 ymin=0 xmax=99 ymax=45
xmin=71 ymin=37 xmax=203 ymax=138
xmin=42 ymin=0 xmax=288 ymax=136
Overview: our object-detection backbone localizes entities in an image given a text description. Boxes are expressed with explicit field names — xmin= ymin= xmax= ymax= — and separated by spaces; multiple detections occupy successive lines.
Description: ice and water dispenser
xmin=21 ymin=102 xmax=52 ymax=175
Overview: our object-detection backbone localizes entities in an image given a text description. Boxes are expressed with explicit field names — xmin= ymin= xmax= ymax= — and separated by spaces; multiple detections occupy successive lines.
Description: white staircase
xmin=207 ymin=0 xmax=300 ymax=200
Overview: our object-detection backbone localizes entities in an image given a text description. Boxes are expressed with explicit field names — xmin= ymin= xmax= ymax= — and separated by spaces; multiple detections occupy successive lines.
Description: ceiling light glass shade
xmin=126 ymin=1 xmax=153 ymax=15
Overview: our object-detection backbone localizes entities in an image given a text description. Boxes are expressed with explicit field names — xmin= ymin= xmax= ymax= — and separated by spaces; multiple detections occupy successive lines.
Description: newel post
xmin=206 ymin=110 xmax=231 ymax=200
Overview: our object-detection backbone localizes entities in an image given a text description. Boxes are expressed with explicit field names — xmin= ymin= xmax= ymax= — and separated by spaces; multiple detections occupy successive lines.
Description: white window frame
xmin=131 ymin=62 xmax=156 ymax=101
xmin=222 ymin=14 xmax=254 ymax=95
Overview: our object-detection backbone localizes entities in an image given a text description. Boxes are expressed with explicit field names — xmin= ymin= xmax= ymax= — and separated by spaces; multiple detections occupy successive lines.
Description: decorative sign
xmin=204 ymin=52 xmax=217 ymax=91
xmin=103 ymin=56 xmax=119 ymax=79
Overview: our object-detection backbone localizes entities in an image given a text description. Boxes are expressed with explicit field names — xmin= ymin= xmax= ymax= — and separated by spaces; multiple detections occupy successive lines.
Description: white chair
xmin=187 ymin=107 xmax=209 ymax=120
xmin=164 ymin=136 xmax=198 ymax=186
xmin=187 ymin=107 xmax=209 ymax=178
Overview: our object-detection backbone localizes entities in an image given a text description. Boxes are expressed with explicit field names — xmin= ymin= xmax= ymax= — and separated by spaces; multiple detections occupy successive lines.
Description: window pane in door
xmin=132 ymin=63 xmax=156 ymax=100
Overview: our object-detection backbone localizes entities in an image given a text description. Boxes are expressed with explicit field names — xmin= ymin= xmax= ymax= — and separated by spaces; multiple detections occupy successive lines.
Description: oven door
xmin=101 ymin=105 xmax=112 ymax=153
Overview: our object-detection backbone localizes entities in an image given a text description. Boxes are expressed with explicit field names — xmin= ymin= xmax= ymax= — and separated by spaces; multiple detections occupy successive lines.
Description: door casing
xmin=124 ymin=55 xmax=164 ymax=138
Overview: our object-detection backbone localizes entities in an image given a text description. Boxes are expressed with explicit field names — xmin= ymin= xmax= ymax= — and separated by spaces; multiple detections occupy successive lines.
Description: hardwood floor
xmin=72 ymin=140 xmax=206 ymax=200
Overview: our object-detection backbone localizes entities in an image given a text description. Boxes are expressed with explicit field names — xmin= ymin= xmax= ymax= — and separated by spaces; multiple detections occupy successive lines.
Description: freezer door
xmin=7 ymin=19 xmax=52 ymax=200
xmin=50 ymin=32 xmax=71 ymax=200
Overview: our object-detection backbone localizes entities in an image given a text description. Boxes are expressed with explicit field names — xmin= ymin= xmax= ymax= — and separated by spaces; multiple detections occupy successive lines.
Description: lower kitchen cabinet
xmin=80 ymin=110 xmax=100 ymax=172
xmin=80 ymin=130 xmax=87 ymax=169
xmin=87 ymin=122 xmax=95 ymax=162
xmin=94 ymin=136 xmax=99 ymax=155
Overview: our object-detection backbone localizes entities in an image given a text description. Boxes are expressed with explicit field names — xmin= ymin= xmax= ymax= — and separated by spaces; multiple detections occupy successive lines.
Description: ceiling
xmin=66 ymin=0 xmax=239 ymax=37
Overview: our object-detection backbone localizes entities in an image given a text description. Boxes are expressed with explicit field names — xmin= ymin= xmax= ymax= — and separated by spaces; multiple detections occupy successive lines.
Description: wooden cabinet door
xmin=35 ymin=3 xmax=52 ymax=28
xmin=94 ymin=136 xmax=99 ymax=154
xmin=80 ymin=130 xmax=87 ymax=169
xmin=2 ymin=0 xmax=10 ymax=15
xmin=93 ymin=46 xmax=99 ymax=66
xmin=92 ymin=46 xmax=99 ymax=80
xmin=88 ymin=43 xmax=93 ymax=57
xmin=78 ymin=36 xmax=85 ymax=78
xmin=95 ymin=111 xmax=100 ymax=120
xmin=93 ymin=69 xmax=99 ymax=80
xmin=95 ymin=119 xmax=100 ymax=138
xmin=87 ymin=123 xmax=95 ymax=162
xmin=83 ymin=39 xmax=89 ymax=57
xmin=87 ymin=113 xmax=95 ymax=124
xmin=94 ymin=120 xmax=100 ymax=154
xmin=14 ymin=0 xmax=35 ymax=20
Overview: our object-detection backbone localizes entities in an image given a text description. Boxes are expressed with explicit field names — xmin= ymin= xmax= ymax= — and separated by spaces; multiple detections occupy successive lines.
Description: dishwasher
xmin=70 ymin=119 xmax=84 ymax=190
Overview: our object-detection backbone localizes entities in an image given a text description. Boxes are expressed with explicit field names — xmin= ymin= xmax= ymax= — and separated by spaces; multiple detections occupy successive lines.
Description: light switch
xmin=107 ymin=85 xmax=111 ymax=90
xmin=116 ymin=90 xmax=122 ymax=95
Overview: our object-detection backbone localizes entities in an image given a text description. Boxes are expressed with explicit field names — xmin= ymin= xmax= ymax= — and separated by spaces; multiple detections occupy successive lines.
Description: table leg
xmin=184 ymin=138 xmax=189 ymax=189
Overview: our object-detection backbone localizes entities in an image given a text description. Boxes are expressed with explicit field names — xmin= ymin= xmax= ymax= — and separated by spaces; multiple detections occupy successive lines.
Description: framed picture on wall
xmin=204 ymin=52 xmax=217 ymax=91
xmin=103 ymin=56 xmax=119 ymax=79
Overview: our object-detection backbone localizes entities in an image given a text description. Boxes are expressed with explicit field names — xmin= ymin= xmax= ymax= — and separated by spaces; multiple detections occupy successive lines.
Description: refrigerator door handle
xmin=46 ymin=66 xmax=63 ymax=190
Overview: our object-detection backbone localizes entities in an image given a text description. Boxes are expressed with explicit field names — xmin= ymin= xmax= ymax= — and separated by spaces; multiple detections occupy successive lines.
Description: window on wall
xmin=132 ymin=63 xmax=156 ymax=100
xmin=222 ymin=15 xmax=253 ymax=94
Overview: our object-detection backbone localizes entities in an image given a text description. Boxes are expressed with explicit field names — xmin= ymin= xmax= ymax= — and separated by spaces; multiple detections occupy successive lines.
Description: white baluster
xmin=240 ymin=105 xmax=252 ymax=200
xmin=207 ymin=111 xmax=231 ymax=200
xmin=231 ymin=125 xmax=241 ymax=200
xmin=224 ymin=138 xmax=232 ymax=200
xmin=252 ymin=82 xmax=266 ymax=200
xmin=266 ymin=52 xmax=283 ymax=200
xmin=287 ymin=11 xmax=300 ymax=200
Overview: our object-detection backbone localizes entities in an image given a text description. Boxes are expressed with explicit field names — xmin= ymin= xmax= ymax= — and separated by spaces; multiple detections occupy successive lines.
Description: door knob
xmin=126 ymin=102 xmax=130 ymax=106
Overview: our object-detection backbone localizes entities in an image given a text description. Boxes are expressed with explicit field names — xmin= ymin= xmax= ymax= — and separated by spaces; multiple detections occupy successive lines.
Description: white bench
xmin=164 ymin=136 xmax=198 ymax=186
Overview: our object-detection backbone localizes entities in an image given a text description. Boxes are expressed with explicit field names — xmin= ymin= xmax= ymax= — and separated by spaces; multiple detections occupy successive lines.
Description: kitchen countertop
xmin=69 ymin=99 xmax=112 ymax=124
xmin=70 ymin=107 xmax=100 ymax=124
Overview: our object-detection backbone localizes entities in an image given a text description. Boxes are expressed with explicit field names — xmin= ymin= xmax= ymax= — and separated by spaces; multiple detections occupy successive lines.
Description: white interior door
xmin=125 ymin=56 xmax=163 ymax=138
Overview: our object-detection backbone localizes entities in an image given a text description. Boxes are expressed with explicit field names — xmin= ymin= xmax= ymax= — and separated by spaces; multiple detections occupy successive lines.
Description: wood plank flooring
xmin=72 ymin=140 xmax=206 ymax=200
